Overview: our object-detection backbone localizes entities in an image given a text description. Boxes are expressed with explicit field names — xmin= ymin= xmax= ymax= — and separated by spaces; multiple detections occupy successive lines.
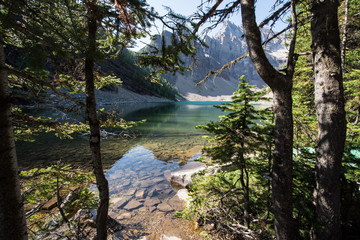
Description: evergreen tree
xmin=0 ymin=36 xmax=28 ymax=240
xmin=189 ymin=77 xmax=274 ymax=237
xmin=0 ymin=0 xmax=155 ymax=238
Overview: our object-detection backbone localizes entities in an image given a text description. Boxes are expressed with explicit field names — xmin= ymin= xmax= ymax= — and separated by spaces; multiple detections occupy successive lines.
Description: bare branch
xmin=57 ymin=176 xmax=72 ymax=230
xmin=25 ymin=202 xmax=44 ymax=218
xmin=286 ymin=0 xmax=298 ymax=78
xmin=193 ymin=0 xmax=225 ymax=34
xmin=196 ymin=27 xmax=286 ymax=85
xmin=258 ymin=1 xmax=291 ymax=29
xmin=196 ymin=53 xmax=249 ymax=86
xmin=197 ymin=12 xmax=310 ymax=86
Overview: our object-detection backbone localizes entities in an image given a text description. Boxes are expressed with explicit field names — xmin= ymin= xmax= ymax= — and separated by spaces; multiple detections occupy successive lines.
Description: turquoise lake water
xmin=15 ymin=101 xmax=227 ymax=238
xmin=16 ymin=101 xmax=224 ymax=169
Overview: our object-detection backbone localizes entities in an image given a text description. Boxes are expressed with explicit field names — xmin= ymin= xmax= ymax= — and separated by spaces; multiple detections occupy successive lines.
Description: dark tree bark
xmin=239 ymin=0 xmax=298 ymax=239
xmin=311 ymin=1 xmax=346 ymax=239
xmin=0 ymin=38 xmax=28 ymax=239
xmin=85 ymin=2 xmax=109 ymax=239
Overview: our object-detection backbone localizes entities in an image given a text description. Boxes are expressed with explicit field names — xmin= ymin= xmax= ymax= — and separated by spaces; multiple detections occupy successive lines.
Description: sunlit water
xmin=16 ymin=101 xmax=224 ymax=239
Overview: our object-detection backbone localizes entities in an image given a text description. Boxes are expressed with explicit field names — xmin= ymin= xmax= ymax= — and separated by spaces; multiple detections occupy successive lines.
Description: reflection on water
xmin=16 ymin=102 xmax=222 ymax=169
xmin=16 ymin=102 xmax=223 ymax=239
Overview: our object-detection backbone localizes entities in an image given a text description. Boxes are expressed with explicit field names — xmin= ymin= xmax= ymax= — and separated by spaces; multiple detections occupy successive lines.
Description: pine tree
xmin=196 ymin=76 xmax=273 ymax=230
xmin=0 ymin=0 xmax=155 ymax=238
xmin=0 ymin=36 xmax=28 ymax=240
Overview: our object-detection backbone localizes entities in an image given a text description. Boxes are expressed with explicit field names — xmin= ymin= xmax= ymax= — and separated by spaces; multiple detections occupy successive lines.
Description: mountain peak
xmin=214 ymin=20 xmax=243 ymax=41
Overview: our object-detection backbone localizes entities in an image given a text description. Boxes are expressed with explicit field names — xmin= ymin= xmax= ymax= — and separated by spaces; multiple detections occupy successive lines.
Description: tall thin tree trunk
xmin=341 ymin=0 xmax=350 ymax=69
xmin=239 ymin=0 xmax=298 ymax=238
xmin=311 ymin=1 xmax=346 ymax=239
xmin=85 ymin=2 xmax=109 ymax=239
xmin=0 ymin=37 xmax=28 ymax=240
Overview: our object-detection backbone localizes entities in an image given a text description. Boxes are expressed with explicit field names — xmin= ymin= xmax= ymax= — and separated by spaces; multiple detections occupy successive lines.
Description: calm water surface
xmin=16 ymin=101 xmax=224 ymax=239
xmin=17 ymin=102 xmax=224 ymax=168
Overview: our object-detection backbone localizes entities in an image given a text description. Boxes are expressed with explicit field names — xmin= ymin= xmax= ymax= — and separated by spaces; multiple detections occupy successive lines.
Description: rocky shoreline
xmin=100 ymin=86 xmax=273 ymax=106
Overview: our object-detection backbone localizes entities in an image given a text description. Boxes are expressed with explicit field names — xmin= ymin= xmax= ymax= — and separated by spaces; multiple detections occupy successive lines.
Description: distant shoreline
xmin=97 ymin=86 xmax=273 ymax=107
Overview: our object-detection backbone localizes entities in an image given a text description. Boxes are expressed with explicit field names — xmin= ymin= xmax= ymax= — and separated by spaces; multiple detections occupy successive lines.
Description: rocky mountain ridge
xmin=159 ymin=21 xmax=287 ymax=101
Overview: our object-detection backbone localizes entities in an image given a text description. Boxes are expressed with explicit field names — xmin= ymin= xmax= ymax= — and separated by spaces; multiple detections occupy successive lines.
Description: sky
xmin=132 ymin=0 xmax=290 ymax=50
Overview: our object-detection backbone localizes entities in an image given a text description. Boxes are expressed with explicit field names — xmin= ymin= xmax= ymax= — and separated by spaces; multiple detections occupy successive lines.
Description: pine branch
xmin=6 ymin=67 xmax=86 ymax=108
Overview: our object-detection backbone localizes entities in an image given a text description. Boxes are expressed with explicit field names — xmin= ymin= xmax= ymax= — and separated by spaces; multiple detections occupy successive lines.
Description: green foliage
xmin=196 ymin=76 xmax=273 ymax=166
xmin=292 ymin=149 xmax=316 ymax=239
xmin=12 ymin=107 xmax=88 ymax=141
xmin=290 ymin=1 xmax=360 ymax=237
xmin=1 ymin=0 xmax=158 ymax=142
xmin=110 ymin=49 xmax=181 ymax=100
xmin=1 ymin=0 xmax=157 ymax=144
xmin=178 ymin=77 xmax=274 ymax=239
xmin=342 ymin=0 xmax=360 ymax=149
xmin=20 ymin=164 xmax=97 ymax=239
xmin=11 ymin=106 xmax=144 ymax=141
xmin=177 ymin=169 xmax=273 ymax=239
xmin=57 ymin=72 xmax=123 ymax=95
xmin=137 ymin=18 xmax=200 ymax=78
xmin=292 ymin=3 xmax=317 ymax=149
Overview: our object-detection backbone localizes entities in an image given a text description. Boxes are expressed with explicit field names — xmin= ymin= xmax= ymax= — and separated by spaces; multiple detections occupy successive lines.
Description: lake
xmin=16 ymin=101 xmax=224 ymax=169
xmin=16 ymin=101 xmax=225 ymax=239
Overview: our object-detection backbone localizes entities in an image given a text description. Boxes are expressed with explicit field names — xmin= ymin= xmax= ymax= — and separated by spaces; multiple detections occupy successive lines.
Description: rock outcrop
xmin=150 ymin=21 xmax=287 ymax=100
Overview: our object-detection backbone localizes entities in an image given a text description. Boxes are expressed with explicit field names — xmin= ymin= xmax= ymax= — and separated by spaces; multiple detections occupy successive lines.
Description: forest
xmin=0 ymin=0 xmax=359 ymax=239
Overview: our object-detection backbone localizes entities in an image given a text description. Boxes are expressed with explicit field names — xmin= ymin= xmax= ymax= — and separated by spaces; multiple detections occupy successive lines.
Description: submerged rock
xmin=112 ymin=196 xmax=132 ymax=209
xmin=123 ymin=199 xmax=143 ymax=210
xmin=139 ymin=234 xmax=183 ymax=240
xmin=167 ymin=195 xmax=184 ymax=211
xmin=144 ymin=197 xmax=161 ymax=207
xmin=107 ymin=215 xmax=125 ymax=233
xmin=147 ymin=188 xmax=159 ymax=198
xmin=157 ymin=202 xmax=174 ymax=212
xmin=135 ymin=189 xmax=147 ymax=199
xmin=117 ymin=212 xmax=132 ymax=220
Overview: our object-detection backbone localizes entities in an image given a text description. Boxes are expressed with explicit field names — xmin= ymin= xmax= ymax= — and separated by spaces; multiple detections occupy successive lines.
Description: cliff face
xmin=158 ymin=21 xmax=287 ymax=100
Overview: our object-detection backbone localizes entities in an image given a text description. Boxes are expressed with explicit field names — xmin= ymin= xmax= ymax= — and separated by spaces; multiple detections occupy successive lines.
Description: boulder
xmin=176 ymin=189 xmax=189 ymax=202
xmin=170 ymin=161 xmax=206 ymax=188
xmin=176 ymin=189 xmax=191 ymax=208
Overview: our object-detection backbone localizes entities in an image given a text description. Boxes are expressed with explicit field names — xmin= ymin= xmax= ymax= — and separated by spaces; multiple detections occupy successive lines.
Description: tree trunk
xmin=0 ymin=38 xmax=28 ymax=239
xmin=85 ymin=3 xmax=109 ymax=240
xmin=341 ymin=0 xmax=350 ymax=69
xmin=311 ymin=1 xmax=346 ymax=239
xmin=240 ymin=0 xmax=297 ymax=239
xmin=271 ymin=87 xmax=295 ymax=239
